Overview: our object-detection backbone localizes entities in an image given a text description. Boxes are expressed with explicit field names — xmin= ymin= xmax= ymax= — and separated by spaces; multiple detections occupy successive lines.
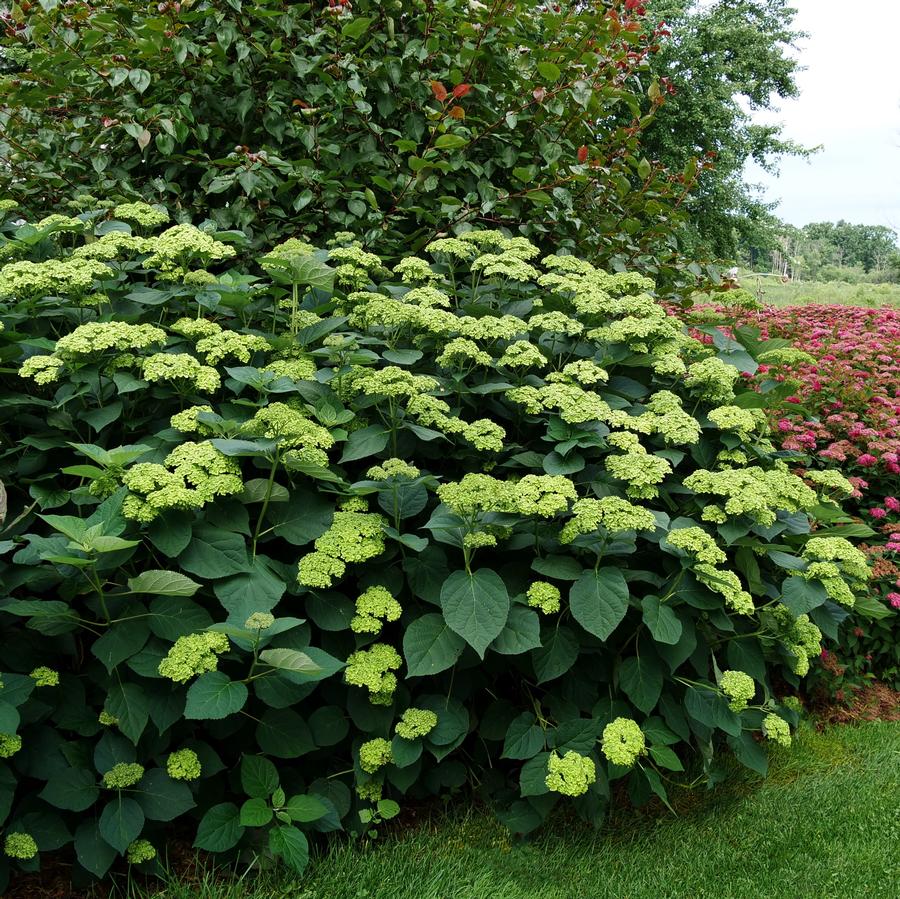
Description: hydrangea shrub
xmin=0 ymin=205 xmax=869 ymax=887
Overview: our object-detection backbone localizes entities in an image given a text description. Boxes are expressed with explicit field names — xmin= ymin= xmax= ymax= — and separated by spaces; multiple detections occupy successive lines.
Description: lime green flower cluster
xmin=170 ymin=404 xmax=216 ymax=435
xmin=122 ymin=442 xmax=243 ymax=522
xmin=601 ymin=717 xmax=646 ymax=768
xmin=114 ymin=201 xmax=170 ymax=229
xmin=395 ymin=708 xmax=438 ymax=740
xmin=436 ymin=337 xmax=494 ymax=368
xmin=456 ymin=313 xmax=525 ymax=341
xmin=261 ymin=357 xmax=317 ymax=382
xmin=695 ymin=564 xmax=754 ymax=615
xmin=17 ymin=354 xmax=65 ymax=385
xmin=545 ymin=751 xmax=596 ymax=797
xmin=587 ymin=302 xmax=680 ymax=351
xmin=344 ymin=644 xmax=401 ymax=705
xmin=498 ymin=340 xmax=546 ymax=369
xmin=99 ymin=710 xmax=119 ymax=726
xmin=367 ymin=458 xmax=420 ymax=480
xmin=351 ymin=586 xmax=402 ymax=635
xmin=514 ymin=475 xmax=578 ymax=518
xmin=356 ymin=781 xmax=383 ymax=802
xmin=393 ymin=256 xmax=440 ymax=283
xmin=403 ymin=286 xmax=453 ymax=308
xmin=605 ymin=432 xmax=672 ymax=499
xmin=195 ymin=330 xmax=270 ymax=365
xmin=29 ymin=666 xmax=59 ymax=687
xmin=684 ymin=356 xmax=741 ymax=403
xmin=527 ymin=311 xmax=584 ymax=337
xmin=719 ymin=670 xmax=756 ymax=712
xmin=708 ymin=405 xmax=767 ymax=439
xmin=54 ymin=321 xmax=166 ymax=359
xmin=769 ymin=606 xmax=822 ymax=676
xmin=245 ymin=612 xmax=275 ymax=631
xmin=683 ymin=466 xmax=818 ymax=527
xmin=298 ymin=511 xmax=387 ymax=588
xmin=437 ymin=473 xmax=518 ymax=517
xmin=73 ymin=232 xmax=153 ymax=260
xmin=800 ymin=537 xmax=868 ymax=607
xmin=804 ymin=469 xmax=855 ymax=499
xmin=102 ymin=762 xmax=145 ymax=789
xmin=510 ymin=382 xmax=611 ymax=425
xmin=460 ymin=418 xmax=506 ymax=452
xmin=0 ymin=256 xmax=110 ymax=298
xmin=143 ymin=224 xmax=236 ymax=273
xmin=126 ymin=839 xmax=157 ymax=864
xmin=158 ymin=632 xmax=230 ymax=683
xmin=167 ymin=748 xmax=202 ymax=781
xmin=353 ymin=366 xmax=439 ymax=399
xmin=171 ymin=317 xmax=223 ymax=340
xmin=425 ymin=237 xmax=477 ymax=260
xmin=560 ymin=496 xmax=657 ymax=543
xmin=4 ymin=833 xmax=38 ymax=860
xmin=546 ymin=359 xmax=608 ymax=386
xmin=666 ymin=527 xmax=727 ymax=566
xmin=463 ymin=532 xmax=498 ymax=550
xmin=762 ymin=713 xmax=791 ymax=747
xmin=241 ymin=402 xmax=334 ymax=466
xmin=359 ymin=737 xmax=393 ymax=774
xmin=142 ymin=352 xmax=221 ymax=392
xmin=0 ymin=734 xmax=22 ymax=758
xmin=641 ymin=391 xmax=702 ymax=445
xmin=526 ymin=581 xmax=561 ymax=614
xmin=472 ymin=252 xmax=539 ymax=283
xmin=757 ymin=347 xmax=817 ymax=366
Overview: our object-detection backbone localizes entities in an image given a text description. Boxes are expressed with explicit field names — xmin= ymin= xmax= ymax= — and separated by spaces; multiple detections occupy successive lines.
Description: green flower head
xmin=0 ymin=734 xmax=22 ymax=758
xmin=359 ymin=738 xmax=393 ymax=774
xmin=351 ymin=585 xmax=402 ymax=635
xmin=126 ymin=839 xmax=157 ymax=864
xmin=4 ymin=833 xmax=38 ymax=860
xmin=719 ymin=670 xmax=755 ymax=712
xmin=102 ymin=762 xmax=145 ymax=789
xmin=545 ymin=751 xmax=596 ymax=797
xmin=29 ymin=666 xmax=59 ymax=687
xmin=601 ymin=718 xmax=646 ymax=768
xmin=395 ymin=708 xmax=438 ymax=740
xmin=167 ymin=748 xmax=202 ymax=782
xmin=762 ymin=713 xmax=791 ymax=748
xmin=158 ymin=632 xmax=230 ymax=683
xmin=526 ymin=581 xmax=561 ymax=615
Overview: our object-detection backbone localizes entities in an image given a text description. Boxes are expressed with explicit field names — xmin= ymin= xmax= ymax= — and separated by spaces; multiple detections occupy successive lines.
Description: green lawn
xmin=133 ymin=720 xmax=900 ymax=899
xmin=734 ymin=272 xmax=900 ymax=307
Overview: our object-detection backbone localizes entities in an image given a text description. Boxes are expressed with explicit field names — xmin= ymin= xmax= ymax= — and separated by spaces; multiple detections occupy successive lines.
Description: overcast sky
xmin=745 ymin=0 xmax=900 ymax=232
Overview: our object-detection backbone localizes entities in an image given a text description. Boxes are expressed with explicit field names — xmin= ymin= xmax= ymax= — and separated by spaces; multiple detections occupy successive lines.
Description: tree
xmin=801 ymin=221 xmax=899 ymax=273
xmin=642 ymin=0 xmax=809 ymax=259
xmin=0 ymin=0 xmax=714 ymax=291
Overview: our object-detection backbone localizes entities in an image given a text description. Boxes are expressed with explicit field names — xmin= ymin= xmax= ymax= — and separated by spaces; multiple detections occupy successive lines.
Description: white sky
xmin=745 ymin=0 xmax=900 ymax=232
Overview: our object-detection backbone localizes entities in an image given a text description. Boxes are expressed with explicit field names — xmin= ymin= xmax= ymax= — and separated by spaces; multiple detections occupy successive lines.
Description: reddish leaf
xmin=532 ymin=87 xmax=546 ymax=103
xmin=430 ymin=81 xmax=448 ymax=102
xmin=577 ymin=145 xmax=588 ymax=163
xmin=452 ymin=83 xmax=472 ymax=99
xmin=448 ymin=105 xmax=466 ymax=120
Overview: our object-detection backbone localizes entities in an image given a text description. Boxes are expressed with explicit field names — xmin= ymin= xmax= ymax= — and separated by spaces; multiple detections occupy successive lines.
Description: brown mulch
xmin=811 ymin=681 xmax=900 ymax=726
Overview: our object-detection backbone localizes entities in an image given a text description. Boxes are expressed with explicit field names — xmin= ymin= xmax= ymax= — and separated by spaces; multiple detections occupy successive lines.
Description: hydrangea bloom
xmin=158 ymin=632 xmax=230 ymax=683
xmin=167 ymin=748 xmax=202 ymax=781
xmin=601 ymin=717 xmax=646 ymax=767
xmin=762 ymin=713 xmax=791 ymax=747
xmin=395 ymin=708 xmax=438 ymax=740
xmin=344 ymin=644 xmax=402 ymax=705
xmin=4 ymin=833 xmax=38 ymax=860
xmin=666 ymin=527 xmax=727 ymax=566
xmin=29 ymin=666 xmax=59 ymax=687
xmin=102 ymin=762 xmax=145 ymax=789
xmin=0 ymin=734 xmax=22 ymax=758
xmin=351 ymin=585 xmax=402 ymax=634
xmin=526 ymin=581 xmax=561 ymax=614
xmin=561 ymin=496 xmax=657 ymax=542
xmin=719 ymin=670 xmax=755 ymax=712
xmin=142 ymin=353 xmax=221 ymax=392
xmin=126 ymin=839 xmax=157 ymax=864
xmin=545 ymin=751 xmax=596 ymax=796
xmin=114 ymin=201 xmax=170 ymax=229
xmin=359 ymin=737 xmax=393 ymax=773
xmin=367 ymin=458 xmax=420 ymax=480
xmin=245 ymin=612 xmax=275 ymax=631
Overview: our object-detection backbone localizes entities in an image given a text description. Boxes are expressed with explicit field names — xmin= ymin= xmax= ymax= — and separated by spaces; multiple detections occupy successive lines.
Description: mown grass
xmin=124 ymin=720 xmax=900 ymax=899
xmin=736 ymin=272 xmax=900 ymax=307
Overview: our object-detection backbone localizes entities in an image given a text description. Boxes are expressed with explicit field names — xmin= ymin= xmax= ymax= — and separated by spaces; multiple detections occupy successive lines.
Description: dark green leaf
xmin=440 ymin=569 xmax=509 ymax=658
xmin=569 ymin=568 xmax=629 ymax=640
